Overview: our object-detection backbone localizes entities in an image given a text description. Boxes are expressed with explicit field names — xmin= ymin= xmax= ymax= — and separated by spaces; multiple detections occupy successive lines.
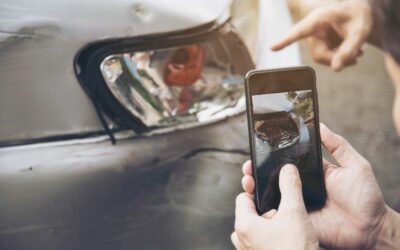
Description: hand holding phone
xmin=232 ymin=164 xmax=319 ymax=250
xmin=245 ymin=67 xmax=326 ymax=214
xmin=239 ymin=124 xmax=396 ymax=250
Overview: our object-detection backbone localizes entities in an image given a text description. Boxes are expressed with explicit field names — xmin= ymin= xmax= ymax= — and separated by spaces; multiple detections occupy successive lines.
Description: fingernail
xmin=282 ymin=164 xmax=297 ymax=174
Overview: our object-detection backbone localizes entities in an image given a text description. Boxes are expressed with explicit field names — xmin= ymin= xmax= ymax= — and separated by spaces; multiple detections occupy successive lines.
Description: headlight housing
xmin=75 ymin=21 xmax=254 ymax=142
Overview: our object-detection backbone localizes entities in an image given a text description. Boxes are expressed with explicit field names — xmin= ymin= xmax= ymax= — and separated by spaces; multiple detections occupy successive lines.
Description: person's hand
xmin=241 ymin=123 xmax=389 ymax=249
xmin=271 ymin=0 xmax=372 ymax=71
xmin=231 ymin=164 xmax=319 ymax=250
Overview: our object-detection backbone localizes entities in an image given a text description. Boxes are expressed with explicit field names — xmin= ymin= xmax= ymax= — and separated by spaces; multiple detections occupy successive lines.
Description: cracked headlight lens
xmin=100 ymin=31 xmax=254 ymax=128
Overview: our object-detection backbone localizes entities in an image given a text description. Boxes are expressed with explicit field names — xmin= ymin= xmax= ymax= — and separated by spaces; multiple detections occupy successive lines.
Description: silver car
xmin=0 ymin=0 xmax=300 ymax=249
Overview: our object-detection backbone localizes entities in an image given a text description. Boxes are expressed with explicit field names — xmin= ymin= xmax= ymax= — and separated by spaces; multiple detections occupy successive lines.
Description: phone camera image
xmin=252 ymin=90 xmax=320 ymax=212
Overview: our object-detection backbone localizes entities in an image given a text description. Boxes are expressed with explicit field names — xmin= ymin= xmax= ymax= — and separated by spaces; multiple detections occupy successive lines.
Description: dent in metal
xmin=0 ymin=0 xmax=299 ymax=144
xmin=0 ymin=0 xmax=232 ymax=142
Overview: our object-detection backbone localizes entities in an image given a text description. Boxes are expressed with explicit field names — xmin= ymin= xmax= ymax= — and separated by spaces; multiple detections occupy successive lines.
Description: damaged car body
xmin=0 ymin=0 xmax=300 ymax=249
xmin=75 ymin=21 xmax=254 ymax=141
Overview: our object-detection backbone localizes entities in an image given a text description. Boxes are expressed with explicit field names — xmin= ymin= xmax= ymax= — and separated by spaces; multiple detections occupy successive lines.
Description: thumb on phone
xmin=278 ymin=164 xmax=306 ymax=212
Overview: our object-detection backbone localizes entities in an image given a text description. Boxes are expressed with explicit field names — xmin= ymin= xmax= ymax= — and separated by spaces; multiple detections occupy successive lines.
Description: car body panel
xmin=0 ymin=116 xmax=249 ymax=250
xmin=0 ymin=0 xmax=300 ymax=249
xmin=0 ymin=0 xmax=231 ymax=142
xmin=0 ymin=0 xmax=299 ymax=143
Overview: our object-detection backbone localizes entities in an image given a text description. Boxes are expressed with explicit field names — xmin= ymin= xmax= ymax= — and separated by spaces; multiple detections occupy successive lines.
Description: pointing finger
xmin=271 ymin=9 xmax=324 ymax=51
xmin=331 ymin=34 xmax=366 ymax=71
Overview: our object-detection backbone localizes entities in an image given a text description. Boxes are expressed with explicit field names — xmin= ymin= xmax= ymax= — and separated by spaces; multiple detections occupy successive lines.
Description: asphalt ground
xmin=298 ymin=42 xmax=400 ymax=210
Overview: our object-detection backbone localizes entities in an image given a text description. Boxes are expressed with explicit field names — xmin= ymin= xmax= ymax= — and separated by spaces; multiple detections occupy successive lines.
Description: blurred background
xmin=288 ymin=0 xmax=400 ymax=210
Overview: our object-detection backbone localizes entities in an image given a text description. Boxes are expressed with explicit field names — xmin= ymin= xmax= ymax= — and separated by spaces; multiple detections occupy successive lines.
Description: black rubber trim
xmin=0 ymin=129 xmax=123 ymax=148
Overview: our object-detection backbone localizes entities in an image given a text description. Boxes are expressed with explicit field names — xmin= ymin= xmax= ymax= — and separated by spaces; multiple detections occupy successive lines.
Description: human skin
xmin=384 ymin=54 xmax=400 ymax=136
xmin=262 ymin=1 xmax=400 ymax=247
xmin=232 ymin=164 xmax=319 ymax=250
xmin=271 ymin=0 xmax=373 ymax=71
xmin=270 ymin=0 xmax=400 ymax=134
xmin=239 ymin=123 xmax=400 ymax=249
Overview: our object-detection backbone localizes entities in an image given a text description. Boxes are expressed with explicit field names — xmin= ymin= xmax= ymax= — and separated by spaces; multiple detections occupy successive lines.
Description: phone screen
xmin=247 ymin=68 xmax=325 ymax=213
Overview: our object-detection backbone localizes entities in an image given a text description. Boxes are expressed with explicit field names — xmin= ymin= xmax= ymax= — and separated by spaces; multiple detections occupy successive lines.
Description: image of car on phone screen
xmin=252 ymin=90 xmax=318 ymax=210
xmin=253 ymin=90 xmax=314 ymax=162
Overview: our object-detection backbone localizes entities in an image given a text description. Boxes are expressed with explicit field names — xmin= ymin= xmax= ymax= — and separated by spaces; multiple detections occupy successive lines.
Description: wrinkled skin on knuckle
xmin=308 ymin=241 xmax=320 ymax=250
xmin=333 ymin=134 xmax=348 ymax=158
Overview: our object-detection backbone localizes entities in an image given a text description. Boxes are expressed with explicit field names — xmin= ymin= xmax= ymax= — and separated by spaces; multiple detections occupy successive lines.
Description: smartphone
xmin=245 ymin=66 xmax=326 ymax=214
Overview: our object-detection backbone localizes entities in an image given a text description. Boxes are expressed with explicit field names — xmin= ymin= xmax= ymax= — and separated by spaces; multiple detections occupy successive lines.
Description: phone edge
xmin=245 ymin=69 xmax=264 ymax=215
xmin=244 ymin=66 xmax=326 ymax=214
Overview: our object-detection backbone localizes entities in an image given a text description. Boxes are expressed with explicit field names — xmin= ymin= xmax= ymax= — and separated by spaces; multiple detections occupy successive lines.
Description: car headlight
xmin=75 ymin=19 xmax=255 ymax=142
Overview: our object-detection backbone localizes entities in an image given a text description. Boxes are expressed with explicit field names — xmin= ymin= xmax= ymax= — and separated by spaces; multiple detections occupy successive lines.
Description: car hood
xmin=0 ymin=0 xmax=230 ymax=42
